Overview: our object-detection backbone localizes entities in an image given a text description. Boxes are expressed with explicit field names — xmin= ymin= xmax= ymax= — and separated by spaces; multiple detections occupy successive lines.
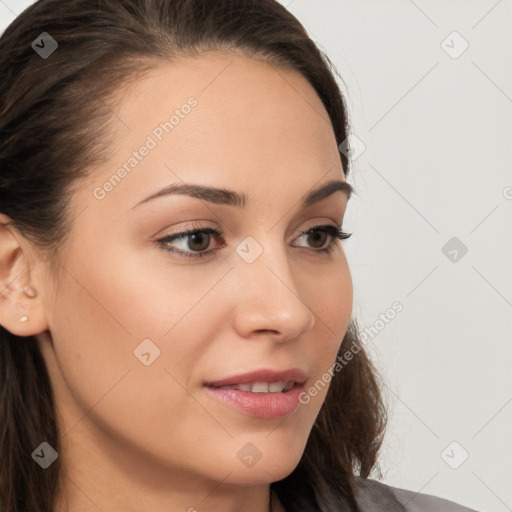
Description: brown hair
xmin=0 ymin=1 xmax=387 ymax=510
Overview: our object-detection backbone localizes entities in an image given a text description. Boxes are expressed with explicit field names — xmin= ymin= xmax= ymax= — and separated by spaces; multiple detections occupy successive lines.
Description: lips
xmin=203 ymin=368 xmax=307 ymax=389
xmin=203 ymin=368 xmax=308 ymax=418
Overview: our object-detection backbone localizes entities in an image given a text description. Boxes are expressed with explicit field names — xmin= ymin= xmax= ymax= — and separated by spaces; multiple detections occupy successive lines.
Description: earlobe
xmin=0 ymin=213 xmax=49 ymax=337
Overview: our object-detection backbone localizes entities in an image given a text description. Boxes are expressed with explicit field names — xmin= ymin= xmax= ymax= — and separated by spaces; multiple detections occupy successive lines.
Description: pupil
xmin=309 ymin=230 xmax=326 ymax=248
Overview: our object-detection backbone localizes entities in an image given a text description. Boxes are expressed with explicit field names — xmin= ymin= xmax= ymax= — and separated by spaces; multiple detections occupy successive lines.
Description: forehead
xmin=114 ymin=53 xmax=335 ymax=153
xmin=79 ymin=52 xmax=343 ymax=216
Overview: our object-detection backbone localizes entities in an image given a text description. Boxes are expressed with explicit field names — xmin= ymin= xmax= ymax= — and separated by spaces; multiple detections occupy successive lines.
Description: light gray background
xmin=1 ymin=1 xmax=511 ymax=511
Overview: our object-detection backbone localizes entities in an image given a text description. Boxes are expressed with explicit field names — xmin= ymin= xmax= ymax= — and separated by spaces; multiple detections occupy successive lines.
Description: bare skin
xmin=0 ymin=52 xmax=352 ymax=512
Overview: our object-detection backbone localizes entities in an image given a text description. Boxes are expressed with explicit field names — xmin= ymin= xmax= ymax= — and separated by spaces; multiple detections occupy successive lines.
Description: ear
xmin=0 ymin=213 xmax=49 ymax=337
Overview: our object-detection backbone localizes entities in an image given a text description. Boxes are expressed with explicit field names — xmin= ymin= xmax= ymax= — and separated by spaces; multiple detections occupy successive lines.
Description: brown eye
xmin=293 ymin=224 xmax=352 ymax=255
xmin=305 ymin=229 xmax=329 ymax=249
xmin=183 ymin=231 xmax=211 ymax=251
xmin=158 ymin=227 xmax=222 ymax=259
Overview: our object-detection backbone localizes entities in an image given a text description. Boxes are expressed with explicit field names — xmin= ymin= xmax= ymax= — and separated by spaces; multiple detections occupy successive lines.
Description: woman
xmin=0 ymin=1 xmax=480 ymax=511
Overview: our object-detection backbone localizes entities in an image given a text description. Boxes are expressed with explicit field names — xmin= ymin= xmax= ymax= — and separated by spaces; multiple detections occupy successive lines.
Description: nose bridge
xmin=231 ymin=233 xmax=316 ymax=339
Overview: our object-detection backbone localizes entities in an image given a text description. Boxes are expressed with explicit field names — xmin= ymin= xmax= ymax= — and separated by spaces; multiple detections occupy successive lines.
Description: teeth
xmin=252 ymin=382 xmax=271 ymax=393
xmin=268 ymin=382 xmax=285 ymax=392
xmin=216 ymin=381 xmax=294 ymax=393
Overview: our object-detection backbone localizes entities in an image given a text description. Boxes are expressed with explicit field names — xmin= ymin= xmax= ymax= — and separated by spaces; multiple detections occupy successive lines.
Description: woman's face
xmin=34 ymin=53 xmax=353 ymax=504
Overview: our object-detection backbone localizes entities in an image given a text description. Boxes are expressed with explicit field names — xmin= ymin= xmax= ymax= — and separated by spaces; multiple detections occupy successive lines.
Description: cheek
xmin=306 ymin=255 xmax=353 ymax=347
xmin=44 ymin=243 xmax=221 ymax=452
xmin=299 ymin=258 xmax=352 ymax=407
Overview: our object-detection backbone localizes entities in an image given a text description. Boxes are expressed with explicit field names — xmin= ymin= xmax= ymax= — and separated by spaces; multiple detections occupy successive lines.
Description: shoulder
xmin=353 ymin=477 xmax=480 ymax=512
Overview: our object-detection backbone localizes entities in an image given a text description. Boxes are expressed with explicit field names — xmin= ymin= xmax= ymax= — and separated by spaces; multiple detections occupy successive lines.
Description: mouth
xmin=202 ymin=368 xmax=307 ymax=419
xmin=203 ymin=367 xmax=307 ymax=389
xmin=208 ymin=380 xmax=297 ymax=393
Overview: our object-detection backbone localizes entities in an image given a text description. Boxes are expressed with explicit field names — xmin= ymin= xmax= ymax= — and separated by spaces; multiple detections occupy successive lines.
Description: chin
xmin=224 ymin=459 xmax=301 ymax=486
xmin=209 ymin=434 xmax=307 ymax=485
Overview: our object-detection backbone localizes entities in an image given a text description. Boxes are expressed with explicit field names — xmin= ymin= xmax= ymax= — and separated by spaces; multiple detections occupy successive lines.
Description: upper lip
xmin=204 ymin=368 xmax=307 ymax=387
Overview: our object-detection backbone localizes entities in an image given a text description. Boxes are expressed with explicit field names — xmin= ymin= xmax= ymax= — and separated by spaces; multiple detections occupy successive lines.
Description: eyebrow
xmin=132 ymin=178 xmax=353 ymax=210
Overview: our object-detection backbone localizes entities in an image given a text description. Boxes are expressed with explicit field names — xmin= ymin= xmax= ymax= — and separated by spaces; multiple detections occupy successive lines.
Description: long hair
xmin=0 ymin=1 xmax=387 ymax=510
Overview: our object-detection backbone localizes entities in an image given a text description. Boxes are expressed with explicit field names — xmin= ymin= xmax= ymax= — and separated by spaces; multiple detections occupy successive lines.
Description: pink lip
xmin=203 ymin=368 xmax=307 ymax=419
xmin=203 ymin=367 xmax=307 ymax=387
xmin=203 ymin=383 xmax=305 ymax=419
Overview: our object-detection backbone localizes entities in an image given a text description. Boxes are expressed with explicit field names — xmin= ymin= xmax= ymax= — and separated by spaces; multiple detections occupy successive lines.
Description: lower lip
xmin=203 ymin=383 xmax=304 ymax=419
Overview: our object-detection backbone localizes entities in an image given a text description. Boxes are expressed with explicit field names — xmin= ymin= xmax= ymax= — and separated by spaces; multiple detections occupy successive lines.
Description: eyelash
xmin=157 ymin=223 xmax=352 ymax=259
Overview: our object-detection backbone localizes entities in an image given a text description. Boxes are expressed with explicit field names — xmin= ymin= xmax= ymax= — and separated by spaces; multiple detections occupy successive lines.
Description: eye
xmin=293 ymin=224 xmax=352 ymax=255
xmin=157 ymin=223 xmax=352 ymax=259
xmin=157 ymin=224 xmax=222 ymax=259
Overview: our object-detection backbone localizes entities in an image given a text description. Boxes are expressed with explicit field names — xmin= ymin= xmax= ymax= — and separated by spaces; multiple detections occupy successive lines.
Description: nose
xmin=231 ymin=241 xmax=316 ymax=343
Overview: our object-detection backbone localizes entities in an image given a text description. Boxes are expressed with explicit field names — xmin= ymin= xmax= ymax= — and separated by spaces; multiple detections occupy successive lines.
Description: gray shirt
xmin=354 ymin=478 xmax=479 ymax=511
